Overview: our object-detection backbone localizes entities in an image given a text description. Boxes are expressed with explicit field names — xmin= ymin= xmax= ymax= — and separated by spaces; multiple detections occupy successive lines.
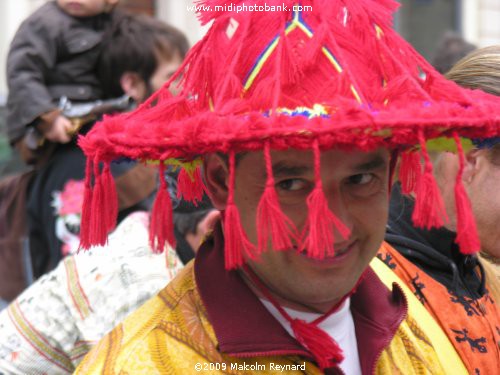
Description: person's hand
xmin=41 ymin=115 xmax=73 ymax=143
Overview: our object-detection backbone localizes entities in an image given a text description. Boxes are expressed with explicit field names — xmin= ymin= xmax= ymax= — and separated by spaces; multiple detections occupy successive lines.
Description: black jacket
xmin=386 ymin=183 xmax=486 ymax=300
xmin=6 ymin=1 xmax=112 ymax=143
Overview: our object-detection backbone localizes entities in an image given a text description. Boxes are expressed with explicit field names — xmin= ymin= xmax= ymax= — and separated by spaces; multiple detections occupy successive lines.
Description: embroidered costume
xmin=75 ymin=224 xmax=454 ymax=374
xmin=0 ymin=212 xmax=183 ymax=374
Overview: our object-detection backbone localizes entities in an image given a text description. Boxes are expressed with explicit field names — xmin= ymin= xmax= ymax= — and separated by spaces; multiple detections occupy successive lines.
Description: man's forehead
xmin=204 ymin=148 xmax=389 ymax=170
xmin=232 ymin=148 xmax=390 ymax=176
xmin=271 ymin=148 xmax=389 ymax=168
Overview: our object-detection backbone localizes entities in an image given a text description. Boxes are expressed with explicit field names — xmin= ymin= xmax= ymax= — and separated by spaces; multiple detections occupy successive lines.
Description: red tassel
xmin=149 ymin=164 xmax=175 ymax=253
xmin=257 ymin=142 xmax=298 ymax=253
xmin=89 ymin=162 xmax=107 ymax=246
xmin=177 ymin=165 xmax=207 ymax=205
xmin=301 ymin=141 xmax=350 ymax=259
xmin=399 ymin=150 xmax=422 ymax=195
xmin=412 ymin=132 xmax=449 ymax=229
xmin=452 ymin=133 xmax=480 ymax=254
xmin=79 ymin=158 xmax=94 ymax=250
xmin=291 ymin=319 xmax=344 ymax=370
xmin=224 ymin=152 xmax=256 ymax=269
xmin=101 ymin=163 xmax=118 ymax=232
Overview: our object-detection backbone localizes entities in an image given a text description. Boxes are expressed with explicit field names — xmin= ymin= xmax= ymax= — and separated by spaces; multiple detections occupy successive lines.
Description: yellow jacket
xmin=76 ymin=229 xmax=463 ymax=374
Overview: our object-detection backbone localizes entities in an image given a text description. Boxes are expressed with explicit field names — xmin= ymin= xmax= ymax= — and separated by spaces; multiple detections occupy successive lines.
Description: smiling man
xmin=218 ymin=149 xmax=390 ymax=313
xmin=74 ymin=1 xmax=500 ymax=374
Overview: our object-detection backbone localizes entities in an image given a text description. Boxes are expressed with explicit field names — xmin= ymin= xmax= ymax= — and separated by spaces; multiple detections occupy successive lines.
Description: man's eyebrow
xmin=352 ymin=154 xmax=388 ymax=172
xmin=271 ymin=161 xmax=311 ymax=177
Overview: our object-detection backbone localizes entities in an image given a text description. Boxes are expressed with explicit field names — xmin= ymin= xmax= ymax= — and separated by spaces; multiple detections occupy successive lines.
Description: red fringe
xmin=257 ymin=187 xmax=297 ymax=252
xmin=399 ymin=150 xmax=422 ymax=195
xmin=256 ymin=143 xmax=298 ymax=253
xmin=149 ymin=164 xmax=175 ymax=253
xmin=291 ymin=319 xmax=344 ymax=370
xmin=101 ymin=163 xmax=118 ymax=233
xmin=89 ymin=162 xmax=107 ymax=246
xmin=79 ymin=158 xmax=94 ymax=250
xmin=224 ymin=152 xmax=256 ymax=269
xmin=453 ymin=133 xmax=480 ymax=254
xmin=412 ymin=133 xmax=448 ymax=229
xmin=224 ymin=204 xmax=257 ymax=269
xmin=301 ymin=187 xmax=351 ymax=258
xmin=177 ymin=166 xmax=207 ymax=205
xmin=301 ymin=141 xmax=350 ymax=258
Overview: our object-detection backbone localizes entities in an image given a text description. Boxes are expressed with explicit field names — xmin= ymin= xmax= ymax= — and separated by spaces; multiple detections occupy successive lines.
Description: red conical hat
xmin=79 ymin=0 xmax=500 ymax=268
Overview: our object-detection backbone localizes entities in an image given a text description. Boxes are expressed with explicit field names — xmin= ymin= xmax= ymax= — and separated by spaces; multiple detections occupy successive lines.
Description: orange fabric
xmin=377 ymin=242 xmax=500 ymax=374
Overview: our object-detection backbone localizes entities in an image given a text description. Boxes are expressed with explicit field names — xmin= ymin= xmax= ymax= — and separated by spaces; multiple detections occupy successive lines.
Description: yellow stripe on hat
xmin=244 ymin=9 xmax=363 ymax=105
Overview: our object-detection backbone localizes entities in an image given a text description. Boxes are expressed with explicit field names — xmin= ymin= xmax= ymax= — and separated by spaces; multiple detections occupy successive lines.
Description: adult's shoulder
xmin=74 ymin=263 xmax=207 ymax=374
xmin=0 ymin=257 xmax=79 ymax=375
xmin=65 ymin=210 xmax=182 ymax=325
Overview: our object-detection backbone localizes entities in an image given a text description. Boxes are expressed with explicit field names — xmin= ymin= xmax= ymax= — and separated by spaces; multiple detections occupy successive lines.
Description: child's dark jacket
xmin=6 ymin=1 xmax=112 ymax=143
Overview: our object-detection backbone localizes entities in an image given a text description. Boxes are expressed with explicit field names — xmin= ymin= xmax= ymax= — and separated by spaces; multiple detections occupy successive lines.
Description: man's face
xmin=57 ymin=0 xmax=118 ymax=17
xmin=134 ymin=54 xmax=183 ymax=103
xmin=150 ymin=54 xmax=184 ymax=96
xmin=206 ymin=148 xmax=391 ymax=312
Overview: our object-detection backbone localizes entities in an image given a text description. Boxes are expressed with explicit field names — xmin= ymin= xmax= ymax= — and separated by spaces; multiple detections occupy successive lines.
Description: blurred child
xmin=6 ymin=0 xmax=119 ymax=164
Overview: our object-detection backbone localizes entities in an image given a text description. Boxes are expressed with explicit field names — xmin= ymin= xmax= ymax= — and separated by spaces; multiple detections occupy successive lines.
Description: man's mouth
xmin=295 ymin=240 xmax=357 ymax=265
xmin=333 ymin=242 xmax=354 ymax=256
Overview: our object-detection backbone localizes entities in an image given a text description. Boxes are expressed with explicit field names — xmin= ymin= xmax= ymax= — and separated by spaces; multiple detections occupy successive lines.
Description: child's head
xmin=57 ymin=0 xmax=119 ymax=18
xmin=98 ymin=14 xmax=189 ymax=101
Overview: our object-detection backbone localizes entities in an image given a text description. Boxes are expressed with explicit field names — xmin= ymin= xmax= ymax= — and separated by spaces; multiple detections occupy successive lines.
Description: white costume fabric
xmin=0 ymin=212 xmax=182 ymax=374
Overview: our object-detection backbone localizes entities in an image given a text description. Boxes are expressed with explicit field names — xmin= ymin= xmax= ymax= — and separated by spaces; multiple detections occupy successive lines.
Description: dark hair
xmin=98 ymin=13 xmax=190 ymax=98
xmin=431 ymin=31 xmax=477 ymax=74
xmin=487 ymin=144 xmax=500 ymax=166
xmin=174 ymin=209 xmax=212 ymax=237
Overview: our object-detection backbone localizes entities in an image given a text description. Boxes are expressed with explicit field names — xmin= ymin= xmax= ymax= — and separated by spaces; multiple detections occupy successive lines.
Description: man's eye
xmin=348 ymin=173 xmax=374 ymax=185
xmin=276 ymin=179 xmax=307 ymax=191
xmin=345 ymin=173 xmax=383 ymax=198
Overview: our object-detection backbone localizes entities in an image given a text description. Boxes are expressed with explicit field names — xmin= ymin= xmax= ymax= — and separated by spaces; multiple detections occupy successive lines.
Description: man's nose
xmin=324 ymin=187 xmax=353 ymax=238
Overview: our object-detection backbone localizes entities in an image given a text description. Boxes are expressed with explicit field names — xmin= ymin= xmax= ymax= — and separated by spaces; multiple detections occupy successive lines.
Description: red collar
xmin=195 ymin=221 xmax=407 ymax=373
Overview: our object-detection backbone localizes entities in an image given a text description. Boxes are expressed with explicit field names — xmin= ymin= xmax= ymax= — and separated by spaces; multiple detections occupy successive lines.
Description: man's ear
xmin=463 ymin=149 xmax=481 ymax=184
xmin=203 ymin=154 xmax=229 ymax=210
xmin=119 ymin=72 xmax=143 ymax=102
